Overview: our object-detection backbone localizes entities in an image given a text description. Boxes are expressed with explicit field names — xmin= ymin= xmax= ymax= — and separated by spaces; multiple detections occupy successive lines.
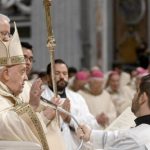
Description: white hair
xmin=0 ymin=66 xmax=5 ymax=78
xmin=0 ymin=66 xmax=5 ymax=72
xmin=0 ymin=66 xmax=4 ymax=70
xmin=0 ymin=14 xmax=10 ymax=23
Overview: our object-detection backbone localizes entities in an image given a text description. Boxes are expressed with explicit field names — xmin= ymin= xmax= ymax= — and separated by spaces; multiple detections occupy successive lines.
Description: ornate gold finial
xmin=43 ymin=0 xmax=51 ymax=6
xmin=49 ymin=0 xmax=52 ymax=6
xmin=47 ymin=36 xmax=56 ymax=51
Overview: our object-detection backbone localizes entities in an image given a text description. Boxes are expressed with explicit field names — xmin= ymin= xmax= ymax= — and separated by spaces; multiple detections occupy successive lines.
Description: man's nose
xmin=24 ymin=73 xmax=28 ymax=81
xmin=2 ymin=36 xmax=10 ymax=42
xmin=59 ymin=73 xmax=65 ymax=79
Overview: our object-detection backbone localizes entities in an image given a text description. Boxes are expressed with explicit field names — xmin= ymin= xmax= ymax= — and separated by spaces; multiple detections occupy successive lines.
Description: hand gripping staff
xmin=43 ymin=0 xmax=83 ymax=149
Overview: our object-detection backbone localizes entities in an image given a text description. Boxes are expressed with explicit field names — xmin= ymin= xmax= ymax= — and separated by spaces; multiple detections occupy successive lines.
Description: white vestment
xmin=20 ymin=81 xmax=66 ymax=150
xmin=78 ymin=90 xmax=117 ymax=125
xmin=90 ymin=124 xmax=150 ymax=150
xmin=0 ymin=81 xmax=40 ymax=146
xmin=41 ymin=85 xmax=100 ymax=150
xmin=20 ymin=81 xmax=31 ymax=103
xmin=107 ymin=107 xmax=136 ymax=131
xmin=0 ymin=141 xmax=42 ymax=150
xmin=106 ymin=85 xmax=135 ymax=115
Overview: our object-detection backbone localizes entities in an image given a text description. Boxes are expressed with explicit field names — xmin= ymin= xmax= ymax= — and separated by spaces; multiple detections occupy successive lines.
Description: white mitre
xmin=0 ymin=22 xmax=25 ymax=66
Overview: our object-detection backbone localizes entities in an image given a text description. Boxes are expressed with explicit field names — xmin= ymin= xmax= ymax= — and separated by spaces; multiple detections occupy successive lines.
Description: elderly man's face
xmin=5 ymin=64 xmax=28 ymax=96
xmin=88 ymin=79 xmax=103 ymax=94
xmin=0 ymin=20 xmax=10 ymax=42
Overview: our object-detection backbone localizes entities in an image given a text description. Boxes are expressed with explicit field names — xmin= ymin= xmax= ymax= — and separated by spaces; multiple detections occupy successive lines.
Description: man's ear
xmin=2 ymin=68 xmax=10 ymax=81
xmin=139 ymin=92 xmax=147 ymax=105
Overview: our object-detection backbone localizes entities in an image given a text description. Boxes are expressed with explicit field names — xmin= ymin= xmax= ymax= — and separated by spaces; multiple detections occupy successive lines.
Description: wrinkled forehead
xmin=7 ymin=63 xmax=26 ymax=70
xmin=89 ymin=78 xmax=103 ymax=84
xmin=0 ymin=21 xmax=10 ymax=30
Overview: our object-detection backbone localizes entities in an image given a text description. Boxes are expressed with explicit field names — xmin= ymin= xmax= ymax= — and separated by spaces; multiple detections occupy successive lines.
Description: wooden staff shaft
xmin=43 ymin=0 xmax=57 ymax=97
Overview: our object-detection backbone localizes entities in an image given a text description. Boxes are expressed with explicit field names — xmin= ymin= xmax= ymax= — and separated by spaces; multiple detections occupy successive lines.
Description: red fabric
xmin=75 ymin=71 xmax=89 ymax=81
xmin=90 ymin=70 xmax=104 ymax=79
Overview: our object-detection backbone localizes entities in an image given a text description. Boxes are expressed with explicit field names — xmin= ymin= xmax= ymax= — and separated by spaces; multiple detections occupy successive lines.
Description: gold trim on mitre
xmin=0 ymin=22 xmax=25 ymax=66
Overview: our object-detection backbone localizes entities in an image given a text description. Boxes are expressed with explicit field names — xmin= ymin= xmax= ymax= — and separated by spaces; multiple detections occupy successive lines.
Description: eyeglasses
xmin=0 ymin=32 xmax=12 ymax=38
xmin=24 ymin=55 xmax=35 ymax=63
xmin=0 ymin=32 xmax=12 ymax=41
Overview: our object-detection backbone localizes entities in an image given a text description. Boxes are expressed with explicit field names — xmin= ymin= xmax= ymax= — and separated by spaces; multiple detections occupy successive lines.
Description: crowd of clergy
xmin=0 ymin=13 xmax=150 ymax=150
